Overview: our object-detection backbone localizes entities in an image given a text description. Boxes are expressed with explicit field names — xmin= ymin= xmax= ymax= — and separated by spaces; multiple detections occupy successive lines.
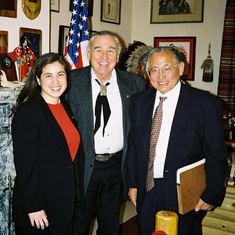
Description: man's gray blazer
xmin=66 ymin=65 xmax=145 ymax=207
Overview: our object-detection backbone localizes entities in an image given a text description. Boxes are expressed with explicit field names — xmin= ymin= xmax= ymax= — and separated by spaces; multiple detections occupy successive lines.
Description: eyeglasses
xmin=148 ymin=64 xmax=178 ymax=77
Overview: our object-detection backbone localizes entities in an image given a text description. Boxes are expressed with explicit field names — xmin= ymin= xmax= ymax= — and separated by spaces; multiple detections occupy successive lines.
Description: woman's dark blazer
xmin=12 ymin=92 xmax=79 ymax=226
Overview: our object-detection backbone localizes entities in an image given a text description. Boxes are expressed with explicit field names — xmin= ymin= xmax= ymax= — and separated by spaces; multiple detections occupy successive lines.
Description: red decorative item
xmin=152 ymin=230 xmax=167 ymax=235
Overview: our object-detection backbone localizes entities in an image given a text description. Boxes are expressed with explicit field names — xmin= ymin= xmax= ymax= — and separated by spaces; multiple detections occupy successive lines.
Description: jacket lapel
xmin=165 ymin=84 xmax=190 ymax=162
xmin=116 ymin=73 xmax=132 ymax=146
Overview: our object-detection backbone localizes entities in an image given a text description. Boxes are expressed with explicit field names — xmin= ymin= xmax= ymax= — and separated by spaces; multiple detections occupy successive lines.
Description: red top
xmin=48 ymin=102 xmax=80 ymax=161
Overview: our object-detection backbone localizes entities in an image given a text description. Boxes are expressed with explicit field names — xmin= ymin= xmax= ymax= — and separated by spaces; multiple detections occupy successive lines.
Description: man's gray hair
xmin=145 ymin=46 xmax=183 ymax=69
xmin=87 ymin=31 xmax=122 ymax=54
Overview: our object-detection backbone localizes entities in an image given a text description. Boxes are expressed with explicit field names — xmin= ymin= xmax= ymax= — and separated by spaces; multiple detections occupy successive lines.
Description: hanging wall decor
xmin=51 ymin=0 xmax=60 ymax=12
xmin=101 ymin=0 xmax=121 ymax=24
xmin=151 ymin=0 xmax=204 ymax=24
xmin=201 ymin=43 xmax=213 ymax=82
xmin=0 ymin=0 xmax=17 ymax=18
xmin=0 ymin=31 xmax=8 ymax=53
xmin=154 ymin=37 xmax=196 ymax=81
xmin=22 ymin=0 xmax=41 ymax=20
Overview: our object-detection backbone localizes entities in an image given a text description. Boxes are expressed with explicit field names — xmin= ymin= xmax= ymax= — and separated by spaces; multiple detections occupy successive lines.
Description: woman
xmin=11 ymin=52 xmax=80 ymax=235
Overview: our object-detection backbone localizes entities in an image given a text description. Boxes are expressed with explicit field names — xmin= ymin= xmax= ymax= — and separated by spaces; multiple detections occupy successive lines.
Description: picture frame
xmin=0 ymin=31 xmax=8 ymax=53
xmin=154 ymin=37 xmax=196 ymax=80
xmin=101 ymin=0 xmax=121 ymax=25
xmin=58 ymin=25 xmax=69 ymax=56
xmin=51 ymin=0 xmax=60 ymax=13
xmin=20 ymin=27 xmax=42 ymax=58
xmin=0 ymin=0 xmax=17 ymax=18
xmin=70 ymin=0 xmax=93 ymax=17
xmin=151 ymin=0 xmax=204 ymax=24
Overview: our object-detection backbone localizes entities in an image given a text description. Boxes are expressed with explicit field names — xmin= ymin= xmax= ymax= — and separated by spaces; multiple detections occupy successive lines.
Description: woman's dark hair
xmin=12 ymin=52 xmax=69 ymax=113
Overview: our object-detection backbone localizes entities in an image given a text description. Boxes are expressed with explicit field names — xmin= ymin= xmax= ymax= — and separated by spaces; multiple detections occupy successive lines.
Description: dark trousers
xmin=73 ymin=153 xmax=123 ymax=235
xmin=15 ymin=223 xmax=72 ymax=235
xmin=138 ymin=179 xmax=203 ymax=235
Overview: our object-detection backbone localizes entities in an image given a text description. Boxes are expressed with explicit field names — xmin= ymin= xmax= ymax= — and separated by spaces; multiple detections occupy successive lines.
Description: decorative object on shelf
xmin=0 ymin=70 xmax=25 ymax=88
xmin=22 ymin=0 xmax=41 ymax=20
xmin=0 ymin=31 xmax=8 ymax=53
xmin=0 ymin=0 xmax=17 ymax=18
xmin=51 ymin=0 xmax=60 ymax=12
xmin=151 ymin=0 xmax=204 ymax=24
xmin=154 ymin=37 xmax=196 ymax=81
xmin=155 ymin=211 xmax=178 ymax=235
xmin=201 ymin=43 xmax=213 ymax=82
xmin=101 ymin=0 xmax=121 ymax=24
xmin=0 ymin=53 xmax=17 ymax=82
xmin=8 ymin=36 xmax=37 ymax=82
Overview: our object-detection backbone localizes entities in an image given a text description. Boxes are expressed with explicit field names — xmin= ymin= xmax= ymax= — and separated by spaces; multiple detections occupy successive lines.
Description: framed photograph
xmin=151 ymin=0 xmax=204 ymax=23
xmin=101 ymin=0 xmax=121 ymax=24
xmin=20 ymin=27 xmax=42 ymax=58
xmin=51 ymin=0 xmax=60 ymax=12
xmin=154 ymin=37 xmax=196 ymax=80
xmin=70 ymin=0 xmax=93 ymax=16
xmin=0 ymin=0 xmax=17 ymax=18
xmin=58 ymin=25 xmax=69 ymax=56
xmin=0 ymin=31 xmax=8 ymax=53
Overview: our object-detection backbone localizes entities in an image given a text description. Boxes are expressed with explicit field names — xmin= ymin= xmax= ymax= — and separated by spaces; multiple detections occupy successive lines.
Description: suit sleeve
xmin=200 ymin=96 xmax=228 ymax=206
xmin=12 ymin=106 xmax=45 ymax=213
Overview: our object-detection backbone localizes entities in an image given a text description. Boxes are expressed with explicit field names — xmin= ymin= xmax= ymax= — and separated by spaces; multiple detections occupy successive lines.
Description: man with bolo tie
xmin=66 ymin=30 xmax=145 ymax=234
xmin=127 ymin=46 xmax=227 ymax=235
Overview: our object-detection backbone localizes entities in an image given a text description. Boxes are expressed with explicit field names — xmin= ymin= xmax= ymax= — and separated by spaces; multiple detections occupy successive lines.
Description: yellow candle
xmin=155 ymin=210 xmax=178 ymax=235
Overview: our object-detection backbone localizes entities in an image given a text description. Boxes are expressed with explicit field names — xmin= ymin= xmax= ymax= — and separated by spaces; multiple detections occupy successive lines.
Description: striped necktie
xmin=146 ymin=96 xmax=167 ymax=191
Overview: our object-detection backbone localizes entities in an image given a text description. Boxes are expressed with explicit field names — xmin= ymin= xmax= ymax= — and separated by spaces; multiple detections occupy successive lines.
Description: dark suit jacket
xmin=66 ymin=65 xmax=145 ymax=209
xmin=127 ymin=83 xmax=227 ymax=213
xmin=12 ymin=92 xmax=79 ymax=226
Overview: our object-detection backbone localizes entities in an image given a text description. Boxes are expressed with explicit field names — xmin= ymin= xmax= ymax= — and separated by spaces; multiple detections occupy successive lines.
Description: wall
xmin=0 ymin=0 xmax=50 ymax=54
xmin=131 ymin=0 xmax=227 ymax=95
xmin=51 ymin=0 xmax=226 ymax=95
xmin=50 ymin=0 xmax=133 ymax=53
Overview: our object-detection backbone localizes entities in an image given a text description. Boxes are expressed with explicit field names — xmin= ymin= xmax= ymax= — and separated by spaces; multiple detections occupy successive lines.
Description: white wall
xmin=50 ymin=0 xmax=71 ymax=52
xmin=0 ymin=0 xmax=50 ymax=54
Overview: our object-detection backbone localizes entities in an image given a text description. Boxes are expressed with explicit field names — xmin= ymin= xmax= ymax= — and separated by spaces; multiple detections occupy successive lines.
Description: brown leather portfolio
xmin=177 ymin=159 xmax=206 ymax=214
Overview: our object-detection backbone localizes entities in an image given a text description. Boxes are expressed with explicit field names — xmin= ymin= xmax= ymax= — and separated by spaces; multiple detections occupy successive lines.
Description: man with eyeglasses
xmin=126 ymin=46 xmax=227 ymax=235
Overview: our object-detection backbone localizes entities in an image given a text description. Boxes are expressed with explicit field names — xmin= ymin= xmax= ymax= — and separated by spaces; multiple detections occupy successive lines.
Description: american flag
xmin=64 ymin=0 xmax=89 ymax=69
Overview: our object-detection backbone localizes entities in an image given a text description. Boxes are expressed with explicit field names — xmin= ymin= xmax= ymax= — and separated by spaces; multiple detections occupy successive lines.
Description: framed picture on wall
xmin=58 ymin=25 xmax=69 ymax=56
xmin=101 ymin=0 xmax=121 ymax=24
xmin=0 ymin=31 xmax=8 ymax=53
xmin=0 ymin=0 xmax=17 ymax=18
xmin=154 ymin=37 xmax=196 ymax=80
xmin=20 ymin=27 xmax=42 ymax=58
xmin=51 ymin=0 xmax=60 ymax=12
xmin=151 ymin=0 xmax=204 ymax=23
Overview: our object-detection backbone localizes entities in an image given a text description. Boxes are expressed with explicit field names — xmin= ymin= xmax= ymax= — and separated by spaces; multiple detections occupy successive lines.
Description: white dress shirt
xmin=153 ymin=82 xmax=181 ymax=178
xmin=91 ymin=68 xmax=123 ymax=154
